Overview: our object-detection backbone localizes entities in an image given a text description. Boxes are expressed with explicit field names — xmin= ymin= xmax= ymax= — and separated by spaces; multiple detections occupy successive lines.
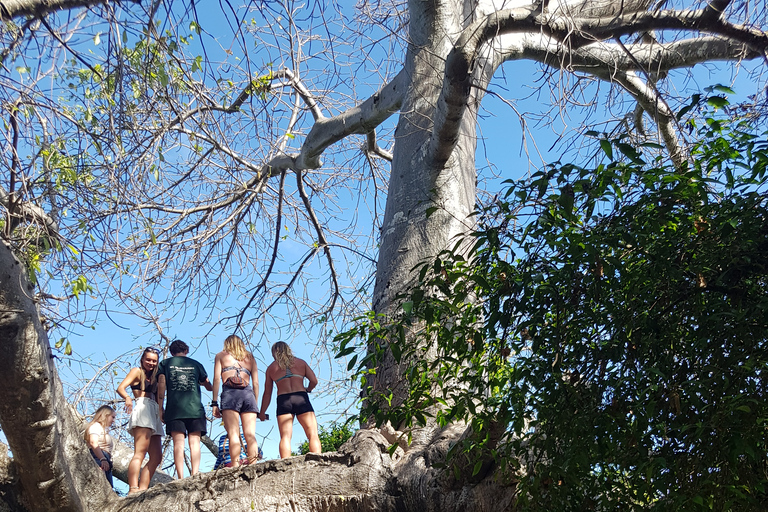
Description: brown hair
xmin=223 ymin=334 xmax=249 ymax=362
xmin=169 ymin=339 xmax=189 ymax=355
xmin=271 ymin=341 xmax=294 ymax=370
xmin=83 ymin=405 xmax=115 ymax=443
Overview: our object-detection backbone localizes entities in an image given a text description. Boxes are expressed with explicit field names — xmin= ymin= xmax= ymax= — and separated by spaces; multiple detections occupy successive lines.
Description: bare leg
xmin=188 ymin=431 xmax=202 ymax=475
xmin=222 ymin=409 xmax=242 ymax=467
xmin=277 ymin=414 xmax=294 ymax=458
xmin=297 ymin=411 xmax=322 ymax=454
xmin=139 ymin=434 xmax=162 ymax=490
xmin=171 ymin=431 xmax=186 ymax=479
xmin=241 ymin=412 xmax=258 ymax=462
xmin=128 ymin=427 xmax=152 ymax=492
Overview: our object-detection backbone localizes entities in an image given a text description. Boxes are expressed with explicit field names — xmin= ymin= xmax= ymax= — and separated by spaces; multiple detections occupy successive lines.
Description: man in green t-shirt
xmin=157 ymin=340 xmax=213 ymax=479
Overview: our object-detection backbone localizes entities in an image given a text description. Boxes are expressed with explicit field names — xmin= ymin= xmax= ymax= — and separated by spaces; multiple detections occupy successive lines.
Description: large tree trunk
xmin=371 ymin=0 xmax=481 ymax=416
xmin=0 ymin=242 xmax=118 ymax=512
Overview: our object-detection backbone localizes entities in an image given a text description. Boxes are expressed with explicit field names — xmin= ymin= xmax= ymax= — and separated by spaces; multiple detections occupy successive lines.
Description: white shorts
xmin=127 ymin=397 xmax=163 ymax=436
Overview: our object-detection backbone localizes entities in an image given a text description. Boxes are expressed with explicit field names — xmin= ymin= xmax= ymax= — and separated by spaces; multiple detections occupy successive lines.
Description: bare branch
xmin=273 ymin=68 xmax=325 ymax=121
xmin=429 ymin=6 xmax=767 ymax=169
xmin=367 ymin=130 xmax=394 ymax=162
xmin=39 ymin=17 xmax=103 ymax=80
xmin=295 ymin=69 xmax=406 ymax=169
xmin=615 ymin=71 xmax=686 ymax=168
xmin=295 ymin=168 xmax=339 ymax=315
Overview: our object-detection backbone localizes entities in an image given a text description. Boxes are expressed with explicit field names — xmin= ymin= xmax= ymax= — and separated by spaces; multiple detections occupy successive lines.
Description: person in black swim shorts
xmin=259 ymin=342 xmax=321 ymax=458
xmin=276 ymin=390 xmax=314 ymax=416
xmin=212 ymin=334 xmax=261 ymax=466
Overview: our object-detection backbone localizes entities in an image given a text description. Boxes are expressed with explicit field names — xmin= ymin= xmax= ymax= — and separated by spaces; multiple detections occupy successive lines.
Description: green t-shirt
xmin=158 ymin=355 xmax=208 ymax=421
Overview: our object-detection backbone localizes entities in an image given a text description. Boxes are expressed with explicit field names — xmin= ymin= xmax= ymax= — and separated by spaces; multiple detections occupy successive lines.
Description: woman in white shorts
xmin=117 ymin=347 xmax=164 ymax=493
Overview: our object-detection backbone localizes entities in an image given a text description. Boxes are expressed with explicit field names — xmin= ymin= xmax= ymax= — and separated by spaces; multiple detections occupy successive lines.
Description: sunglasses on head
xmin=144 ymin=347 xmax=161 ymax=354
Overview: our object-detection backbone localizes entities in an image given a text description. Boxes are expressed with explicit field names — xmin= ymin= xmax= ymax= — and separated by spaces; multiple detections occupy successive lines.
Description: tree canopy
xmin=344 ymin=101 xmax=768 ymax=510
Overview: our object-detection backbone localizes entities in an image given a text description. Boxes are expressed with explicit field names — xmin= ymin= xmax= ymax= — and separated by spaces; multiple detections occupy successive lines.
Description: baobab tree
xmin=0 ymin=0 xmax=767 ymax=510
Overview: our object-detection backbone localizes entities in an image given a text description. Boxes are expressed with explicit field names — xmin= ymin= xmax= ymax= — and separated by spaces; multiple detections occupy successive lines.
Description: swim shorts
xmin=220 ymin=386 xmax=259 ymax=414
xmin=166 ymin=417 xmax=207 ymax=437
xmin=276 ymin=391 xmax=314 ymax=417
xmin=127 ymin=397 xmax=163 ymax=436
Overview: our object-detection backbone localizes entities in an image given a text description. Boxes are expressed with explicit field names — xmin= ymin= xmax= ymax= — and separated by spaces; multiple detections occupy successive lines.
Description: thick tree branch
xmin=0 ymin=0 xmax=134 ymax=20
xmin=367 ymin=130 xmax=393 ymax=161
xmin=429 ymin=5 xmax=766 ymax=169
xmin=615 ymin=71 xmax=686 ymax=168
xmin=295 ymin=69 xmax=407 ymax=169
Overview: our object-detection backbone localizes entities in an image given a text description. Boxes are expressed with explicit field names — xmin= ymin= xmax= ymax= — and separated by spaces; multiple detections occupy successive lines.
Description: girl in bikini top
xmin=130 ymin=377 xmax=158 ymax=399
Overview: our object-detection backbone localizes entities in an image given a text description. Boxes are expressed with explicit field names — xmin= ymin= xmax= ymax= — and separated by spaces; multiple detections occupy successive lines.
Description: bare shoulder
xmin=126 ymin=366 xmax=141 ymax=382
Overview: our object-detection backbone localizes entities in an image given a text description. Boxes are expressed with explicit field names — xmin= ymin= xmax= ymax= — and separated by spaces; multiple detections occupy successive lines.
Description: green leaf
xmin=706 ymin=96 xmax=729 ymax=109
xmin=600 ymin=139 xmax=613 ymax=160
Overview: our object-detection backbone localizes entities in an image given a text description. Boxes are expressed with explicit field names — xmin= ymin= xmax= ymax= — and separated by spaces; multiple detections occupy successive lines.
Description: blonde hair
xmin=83 ymin=405 xmax=114 ymax=443
xmin=271 ymin=341 xmax=294 ymax=369
xmin=139 ymin=348 xmax=159 ymax=393
xmin=224 ymin=334 xmax=248 ymax=362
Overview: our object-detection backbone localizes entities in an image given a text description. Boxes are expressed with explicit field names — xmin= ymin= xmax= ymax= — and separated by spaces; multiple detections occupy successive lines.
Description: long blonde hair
xmin=83 ymin=405 xmax=114 ymax=442
xmin=139 ymin=348 xmax=159 ymax=392
xmin=271 ymin=341 xmax=294 ymax=369
xmin=224 ymin=334 xmax=249 ymax=362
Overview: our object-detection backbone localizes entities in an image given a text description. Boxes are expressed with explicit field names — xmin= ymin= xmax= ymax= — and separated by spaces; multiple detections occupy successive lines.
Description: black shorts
xmin=221 ymin=386 xmax=259 ymax=414
xmin=166 ymin=417 xmax=207 ymax=437
xmin=276 ymin=391 xmax=314 ymax=417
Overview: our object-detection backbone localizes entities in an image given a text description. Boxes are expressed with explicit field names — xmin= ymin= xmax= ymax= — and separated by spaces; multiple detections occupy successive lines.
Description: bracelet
xmin=210 ymin=401 xmax=219 ymax=408
xmin=100 ymin=458 xmax=107 ymax=462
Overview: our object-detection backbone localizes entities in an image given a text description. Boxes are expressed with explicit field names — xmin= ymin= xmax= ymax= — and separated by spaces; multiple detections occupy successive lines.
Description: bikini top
xmin=130 ymin=377 xmax=157 ymax=395
xmin=222 ymin=363 xmax=251 ymax=377
xmin=274 ymin=367 xmax=301 ymax=383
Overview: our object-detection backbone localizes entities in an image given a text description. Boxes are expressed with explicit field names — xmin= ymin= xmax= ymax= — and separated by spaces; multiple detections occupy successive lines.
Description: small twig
xmin=39 ymin=17 xmax=103 ymax=81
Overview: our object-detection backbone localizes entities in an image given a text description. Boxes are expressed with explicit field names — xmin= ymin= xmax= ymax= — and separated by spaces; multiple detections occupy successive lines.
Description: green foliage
xmin=295 ymin=421 xmax=355 ymax=455
xmin=339 ymin=101 xmax=768 ymax=510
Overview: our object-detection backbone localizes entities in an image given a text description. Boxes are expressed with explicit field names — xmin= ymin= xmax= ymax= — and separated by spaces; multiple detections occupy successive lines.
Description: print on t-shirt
xmin=170 ymin=366 xmax=198 ymax=392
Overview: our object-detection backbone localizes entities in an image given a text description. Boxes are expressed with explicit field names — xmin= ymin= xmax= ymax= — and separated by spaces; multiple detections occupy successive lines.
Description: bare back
xmin=267 ymin=358 xmax=317 ymax=395
xmin=218 ymin=350 xmax=256 ymax=387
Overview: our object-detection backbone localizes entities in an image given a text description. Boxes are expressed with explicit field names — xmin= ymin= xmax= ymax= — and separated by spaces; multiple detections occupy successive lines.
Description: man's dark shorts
xmin=166 ymin=417 xmax=207 ymax=437
xmin=221 ymin=386 xmax=259 ymax=414
xmin=276 ymin=391 xmax=314 ymax=417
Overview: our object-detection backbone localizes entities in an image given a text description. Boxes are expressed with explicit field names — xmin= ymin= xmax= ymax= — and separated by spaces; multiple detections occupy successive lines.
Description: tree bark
xmin=0 ymin=242 xmax=118 ymax=512
xmin=0 ymin=0 xmax=134 ymax=21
